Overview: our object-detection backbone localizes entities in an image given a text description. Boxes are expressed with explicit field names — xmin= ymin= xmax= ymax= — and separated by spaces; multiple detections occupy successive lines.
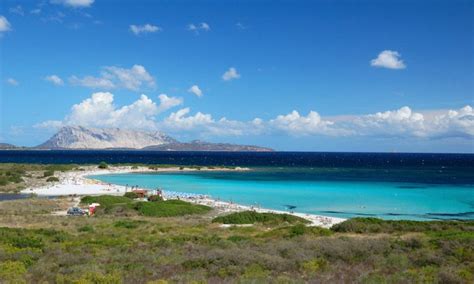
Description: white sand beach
xmin=21 ymin=166 xmax=345 ymax=228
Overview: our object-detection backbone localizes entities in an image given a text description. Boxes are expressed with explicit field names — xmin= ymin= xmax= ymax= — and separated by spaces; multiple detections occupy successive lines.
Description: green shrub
xmin=114 ymin=220 xmax=145 ymax=229
xmin=212 ymin=211 xmax=310 ymax=225
xmin=46 ymin=177 xmax=59 ymax=182
xmin=259 ymin=224 xmax=332 ymax=239
xmin=0 ymin=261 xmax=27 ymax=282
xmin=147 ymin=195 xmax=163 ymax=202
xmin=124 ymin=192 xmax=139 ymax=199
xmin=133 ymin=200 xmax=211 ymax=217
xmin=332 ymin=218 xmax=474 ymax=234
xmin=98 ymin=162 xmax=108 ymax=169
xmin=43 ymin=170 xmax=54 ymax=178
xmin=78 ymin=225 xmax=94 ymax=232
xmin=301 ymin=258 xmax=328 ymax=273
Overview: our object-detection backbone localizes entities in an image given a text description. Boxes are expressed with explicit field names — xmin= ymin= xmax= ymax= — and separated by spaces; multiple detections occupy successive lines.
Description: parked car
xmin=67 ymin=207 xmax=85 ymax=216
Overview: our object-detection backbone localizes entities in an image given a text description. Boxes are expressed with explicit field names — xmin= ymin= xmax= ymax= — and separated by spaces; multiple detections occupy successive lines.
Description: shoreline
xmin=20 ymin=165 xmax=346 ymax=228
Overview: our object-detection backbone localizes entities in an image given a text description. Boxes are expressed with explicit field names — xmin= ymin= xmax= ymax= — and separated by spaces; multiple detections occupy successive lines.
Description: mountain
xmin=37 ymin=126 xmax=273 ymax=151
xmin=37 ymin=126 xmax=177 ymax=149
xmin=0 ymin=143 xmax=19 ymax=150
xmin=143 ymin=140 xmax=273 ymax=152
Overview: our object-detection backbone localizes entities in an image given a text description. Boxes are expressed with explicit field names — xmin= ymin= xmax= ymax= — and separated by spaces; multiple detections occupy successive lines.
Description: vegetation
xmin=0 ymin=197 xmax=472 ymax=283
xmin=98 ymin=161 xmax=109 ymax=169
xmin=147 ymin=195 xmax=163 ymax=202
xmin=332 ymin=217 xmax=474 ymax=233
xmin=46 ymin=177 xmax=59 ymax=182
xmin=0 ymin=164 xmax=77 ymax=193
xmin=81 ymin=195 xmax=211 ymax=218
xmin=213 ymin=211 xmax=310 ymax=225
xmin=132 ymin=200 xmax=211 ymax=217
xmin=123 ymin=191 xmax=139 ymax=199
xmin=42 ymin=170 xmax=54 ymax=178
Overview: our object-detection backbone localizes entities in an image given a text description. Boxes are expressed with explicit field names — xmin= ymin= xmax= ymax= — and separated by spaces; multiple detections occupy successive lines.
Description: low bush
xmin=78 ymin=225 xmax=94 ymax=232
xmin=46 ymin=177 xmax=59 ymax=182
xmin=212 ymin=211 xmax=310 ymax=225
xmin=259 ymin=224 xmax=332 ymax=239
xmin=332 ymin=218 xmax=474 ymax=234
xmin=147 ymin=195 xmax=163 ymax=202
xmin=114 ymin=220 xmax=145 ymax=229
xmin=124 ymin=192 xmax=139 ymax=199
xmin=43 ymin=170 xmax=54 ymax=178
xmin=98 ymin=162 xmax=108 ymax=169
xmin=133 ymin=200 xmax=211 ymax=217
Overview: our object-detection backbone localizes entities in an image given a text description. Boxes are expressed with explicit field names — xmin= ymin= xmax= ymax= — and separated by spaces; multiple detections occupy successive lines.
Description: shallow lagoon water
xmin=93 ymin=168 xmax=474 ymax=221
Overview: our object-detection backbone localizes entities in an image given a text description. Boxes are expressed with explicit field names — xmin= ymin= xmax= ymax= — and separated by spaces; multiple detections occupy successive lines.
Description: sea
xmin=1 ymin=150 xmax=473 ymax=220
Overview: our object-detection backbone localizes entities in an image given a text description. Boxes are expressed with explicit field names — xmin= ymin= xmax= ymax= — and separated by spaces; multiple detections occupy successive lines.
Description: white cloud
xmin=269 ymin=110 xmax=343 ymax=136
xmin=349 ymin=105 xmax=474 ymax=139
xmin=187 ymin=85 xmax=203 ymax=97
xmin=37 ymin=92 xmax=182 ymax=131
xmin=45 ymin=75 xmax=64 ymax=86
xmin=6 ymin=78 xmax=19 ymax=86
xmin=351 ymin=106 xmax=425 ymax=137
xmin=157 ymin=94 xmax=183 ymax=113
xmin=0 ymin=16 xmax=12 ymax=32
xmin=129 ymin=24 xmax=162 ymax=35
xmin=50 ymin=0 xmax=94 ymax=8
xmin=371 ymin=50 xmax=406 ymax=69
xmin=70 ymin=75 xmax=115 ymax=89
xmin=69 ymin=65 xmax=156 ymax=91
xmin=187 ymin=22 xmax=210 ymax=34
xmin=222 ymin=67 xmax=241 ymax=81
xmin=200 ymin=22 xmax=210 ymax=31
xmin=9 ymin=6 xmax=24 ymax=16
xmin=36 ymin=91 xmax=474 ymax=141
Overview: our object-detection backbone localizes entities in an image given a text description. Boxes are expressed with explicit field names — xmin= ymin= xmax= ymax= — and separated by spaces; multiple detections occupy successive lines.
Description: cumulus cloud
xmin=69 ymin=65 xmax=156 ymax=91
xmin=36 ymin=92 xmax=473 ymax=141
xmin=0 ymin=16 xmax=12 ymax=32
xmin=45 ymin=75 xmax=64 ymax=86
xmin=269 ymin=110 xmax=342 ymax=136
xmin=6 ymin=78 xmax=19 ymax=86
xmin=162 ymin=108 xmax=251 ymax=136
xmin=187 ymin=22 xmax=211 ymax=34
xmin=129 ymin=24 xmax=162 ymax=35
xmin=371 ymin=50 xmax=406 ymax=69
xmin=187 ymin=85 xmax=203 ymax=97
xmin=350 ymin=105 xmax=474 ymax=139
xmin=69 ymin=75 xmax=115 ymax=89
xmin=37 ymin=92 xmax=182 ymax=131
xmin=222 ymin=67 xmax=240 ymax=81
xmin=50 ymin=0 xmax=94 ymax=8
xmin=157 ymin=94 xmax=183 ymax=113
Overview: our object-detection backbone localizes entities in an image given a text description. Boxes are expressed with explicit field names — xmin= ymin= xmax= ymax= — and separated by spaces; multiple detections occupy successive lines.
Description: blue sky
xmin=1 ymin=0 xmax=473 ymax=152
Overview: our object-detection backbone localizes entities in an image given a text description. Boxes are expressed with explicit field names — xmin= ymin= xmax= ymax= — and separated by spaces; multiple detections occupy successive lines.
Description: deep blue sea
xmin=1 ymin=150 xmax=473 ymax=220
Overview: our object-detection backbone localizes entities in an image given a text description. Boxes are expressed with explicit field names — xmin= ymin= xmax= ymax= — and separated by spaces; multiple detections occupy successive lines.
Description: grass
xmin=212 ymin=211 xmax=310 ymax=225
xmin=0 ymin=197 xmax=473 ymax=283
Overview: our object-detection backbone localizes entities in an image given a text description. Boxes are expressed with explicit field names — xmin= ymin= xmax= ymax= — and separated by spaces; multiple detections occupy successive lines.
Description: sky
xmin=0 ymin=0 xmax=473 ymax=152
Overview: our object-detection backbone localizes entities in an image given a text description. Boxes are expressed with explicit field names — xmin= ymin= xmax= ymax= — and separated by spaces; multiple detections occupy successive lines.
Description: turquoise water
xmin=92 ymin=169 xmax=474 ymax=220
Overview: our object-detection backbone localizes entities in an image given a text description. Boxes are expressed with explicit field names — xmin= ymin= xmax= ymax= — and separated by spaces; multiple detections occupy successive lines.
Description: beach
xmin=21 ymin=165 xmax=346 ymax=228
